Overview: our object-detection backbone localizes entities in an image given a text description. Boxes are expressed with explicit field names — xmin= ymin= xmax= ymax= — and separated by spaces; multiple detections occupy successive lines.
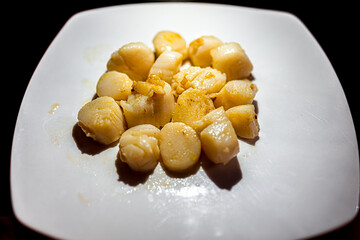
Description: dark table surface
xmin=2 ymin=1 xmax=359 ymax=239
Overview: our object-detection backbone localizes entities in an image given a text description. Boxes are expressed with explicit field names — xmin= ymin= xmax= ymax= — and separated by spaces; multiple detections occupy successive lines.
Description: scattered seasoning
xmin=49 ymin=103 xmax=60 ymax=114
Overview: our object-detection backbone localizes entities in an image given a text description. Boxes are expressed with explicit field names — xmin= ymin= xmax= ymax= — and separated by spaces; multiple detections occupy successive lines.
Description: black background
xmin=2 ymin=0 xmax=359 ymax=239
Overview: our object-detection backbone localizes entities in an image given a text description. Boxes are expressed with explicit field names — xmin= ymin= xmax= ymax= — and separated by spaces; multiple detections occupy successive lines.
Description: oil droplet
xmin=48 ymin=103 xmax=60 ymax=114
xmin=78 ymin=192 xmax=90 ymax=207
xmin=82 ymin=78 xmax=96 ymax=91
xmin=84 ymin=45 xmax=113 ymax=64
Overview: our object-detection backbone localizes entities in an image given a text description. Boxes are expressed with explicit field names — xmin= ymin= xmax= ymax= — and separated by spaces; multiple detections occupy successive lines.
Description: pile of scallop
xmin=77 ymin=31 xmax=259 ymax=174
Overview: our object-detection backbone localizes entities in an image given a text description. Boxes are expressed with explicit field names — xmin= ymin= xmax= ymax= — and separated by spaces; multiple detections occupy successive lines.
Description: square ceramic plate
xmin=11 ymin=3 xmax=359 ymax=239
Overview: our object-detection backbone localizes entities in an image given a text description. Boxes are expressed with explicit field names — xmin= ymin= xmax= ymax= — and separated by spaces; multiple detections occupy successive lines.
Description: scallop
xmin=188 ymin=35 xmax=222 ymax=67
xmin=196 ymin=107 xmax=239 ymax=164
xmin=211 ymin=42 xmax=253 ymax=80
xmin=159 ymin=122 xmax=201 ymax=172
xmin=120 ymin=80 xmax=175 ymax=128
xmin=107 ymin=42 xmax=155 ymax=82
xmin=172 ymin=88 xmax=215 ymax=130
xmin=119 ymin=124 xmax=160 ymax=172
xmin=77 ymin=96 xmax=126 ymax=145
xmin=153 ymin=31 xmax=188 ymax=59
xmin=96 ymin=71 xmax=133 ymax=101
xmin=148 ymin=51 xmax=183 ymax=84
xmin=226 ymin=104 xmax=259 ymax=139
xmin=171 ymin=66 xmax=226 ymax=97
xmin=214 ymin=80 xmax=258 ymax=110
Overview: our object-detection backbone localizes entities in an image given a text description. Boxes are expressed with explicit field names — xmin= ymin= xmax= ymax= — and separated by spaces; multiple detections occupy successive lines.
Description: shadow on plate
xmin=253 ymin=99 xmax=259 ymax=115
xmin=248 ymin=73 xmax=256 ymax=81
xmin=72 ymin=123 xmax=118 ymax=155
xmin=73 ymin=122 xmax=243 ymax=190
xmin=240 ymin=135 xmax=260 ymax=146
xmin=201 ymin=154 xmax=242 ymax=190
xmin=92 ymin=93 xmax=98 ymax=100
xmin=115 ymin=152 xmax=152 ymax=186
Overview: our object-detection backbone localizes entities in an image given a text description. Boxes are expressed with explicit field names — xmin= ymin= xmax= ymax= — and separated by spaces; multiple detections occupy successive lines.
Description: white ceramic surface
xmin=11 ymin=3 xmax=359 ymax=239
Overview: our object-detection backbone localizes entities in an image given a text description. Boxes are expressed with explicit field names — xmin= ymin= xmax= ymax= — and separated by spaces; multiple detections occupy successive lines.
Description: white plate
xmin=11 ymin=3 xmax=359 ymax=239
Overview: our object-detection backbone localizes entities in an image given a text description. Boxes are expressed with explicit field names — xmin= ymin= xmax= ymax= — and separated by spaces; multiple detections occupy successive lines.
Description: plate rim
xmin=10 ymin=2 xmax=360 ymax=239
